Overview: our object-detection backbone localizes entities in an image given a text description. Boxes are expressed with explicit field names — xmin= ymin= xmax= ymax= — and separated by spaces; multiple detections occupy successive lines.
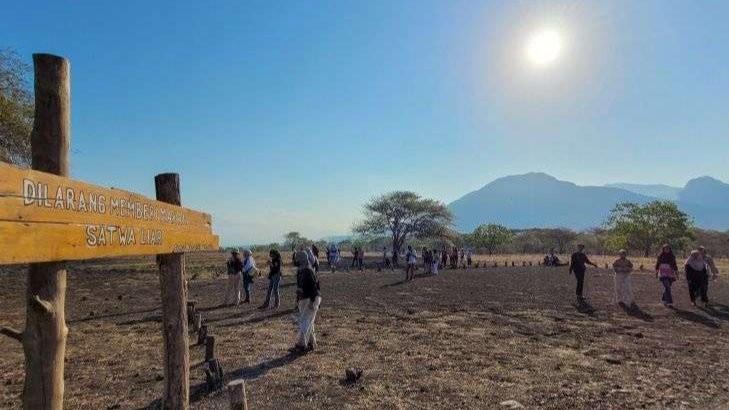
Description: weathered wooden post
xmin=227 ymin=379 xmax=249 ymax=410
xmin=205 ymin=335 xmax=216 ymax=362
xmin=193 ymin=313 xmax=202 ymax=333
xmin=197 ymin=324 xmax=209 ymax=346
xmin=155 ymin=173 xmax=190 ymax=409
xmin=23 ymin=53 xmax=71 ymax=410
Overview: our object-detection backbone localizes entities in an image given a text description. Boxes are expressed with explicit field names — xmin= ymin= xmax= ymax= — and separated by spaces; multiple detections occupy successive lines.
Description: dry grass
xmin=2 ymin=252 xmax=729 ymax=409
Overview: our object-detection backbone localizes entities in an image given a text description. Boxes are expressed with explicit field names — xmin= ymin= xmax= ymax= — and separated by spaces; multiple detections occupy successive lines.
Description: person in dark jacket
xmin=224 ymin=249 xmax=244 ymax=306
xmin=569 ymin=244 xmax=598 ymax=302
xmin=684 ymin=250 xmax=709 ymax=307
xmin=655 ymin=244 xmax=679 ymax=307
xmin=259 ymin=249 xmax=283 ymax=309
xmin=293 ymin=250 xmax=321 ymax=353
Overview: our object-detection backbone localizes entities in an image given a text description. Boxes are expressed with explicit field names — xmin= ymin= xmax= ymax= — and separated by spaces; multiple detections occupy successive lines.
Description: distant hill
xmin=449 ymin=173 xmax=729 ymax=232
xmin=448 ymin=173 xmax=654 ymax=231
xmin=604 ymin=183 xmax=681 ymax=201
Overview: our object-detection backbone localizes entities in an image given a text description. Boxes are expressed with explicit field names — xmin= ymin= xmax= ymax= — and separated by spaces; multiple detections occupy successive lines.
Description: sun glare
xmin=526 ymin=29 xmax=563 ymax=67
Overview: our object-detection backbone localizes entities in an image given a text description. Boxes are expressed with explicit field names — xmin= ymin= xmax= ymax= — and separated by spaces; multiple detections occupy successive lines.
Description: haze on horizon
xmin=4 ymin=0 xmax=729 ymax=244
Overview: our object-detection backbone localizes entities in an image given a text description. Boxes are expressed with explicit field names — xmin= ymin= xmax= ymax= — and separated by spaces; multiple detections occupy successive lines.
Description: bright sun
xmin=526 ymin=29 xmax=563 ymax=67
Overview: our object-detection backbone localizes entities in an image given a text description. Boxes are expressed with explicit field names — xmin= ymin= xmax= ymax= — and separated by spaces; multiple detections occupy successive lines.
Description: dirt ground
xmin=2 ymin=252 xmax=729 ymax=409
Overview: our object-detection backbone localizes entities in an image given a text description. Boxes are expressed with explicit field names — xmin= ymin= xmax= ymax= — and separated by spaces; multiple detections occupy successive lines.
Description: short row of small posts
xmin=187 ymin=302 xmax=247 ymax=410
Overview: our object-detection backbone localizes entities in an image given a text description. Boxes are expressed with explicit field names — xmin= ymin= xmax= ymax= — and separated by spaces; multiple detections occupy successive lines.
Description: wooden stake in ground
xmin=155 ymin=173 xmax=190 ymax=409
xmin=20 ymin=53 xmax=71 ymax=410
xmin=227 ymin=379 xmax=249 ymax=410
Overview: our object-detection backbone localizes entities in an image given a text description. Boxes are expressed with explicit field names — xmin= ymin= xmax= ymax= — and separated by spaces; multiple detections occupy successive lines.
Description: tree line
xmin=241 ymin=192 xmax=727 ymax=259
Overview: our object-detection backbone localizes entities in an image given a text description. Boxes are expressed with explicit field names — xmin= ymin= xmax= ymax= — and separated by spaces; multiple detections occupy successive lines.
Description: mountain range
xmin=448 ymin=173 xmax=729 ymax=232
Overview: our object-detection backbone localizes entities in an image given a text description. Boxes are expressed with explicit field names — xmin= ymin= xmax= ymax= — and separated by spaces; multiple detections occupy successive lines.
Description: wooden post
xmin=197 ymin=324 xmax=208 ymax=346
xmin=20 ymin=53 xmax=71 ymax=410
xmin=228 ymin=379 xmax=249 ymax=410
xmin=205 ymin=335 xmax=216 ymax=361
xmin=155 ymin=173 xmax=190 ymax=409
xmin=193 ymin=313 xmax=202 ymax=333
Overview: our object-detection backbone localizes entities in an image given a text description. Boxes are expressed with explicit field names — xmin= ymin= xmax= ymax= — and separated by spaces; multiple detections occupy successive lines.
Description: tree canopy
xmin=0 ymin=49 xmax=33 ymax=166
xmin=352 ymin=191 xmax=453 ymax=258
xmin=282 ymin=231 xmax=310 ymax=250
xmin=471 ymin=224 xmax=513 ymax=254
xmin=604 ymin=201 xmax=694 ymax=256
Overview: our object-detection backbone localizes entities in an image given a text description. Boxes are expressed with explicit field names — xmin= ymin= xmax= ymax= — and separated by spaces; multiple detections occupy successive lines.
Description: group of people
xmin=384 ymin=246 xmax=474 ymax=273
xmin=568 ymin=244 xmax=720 ymax=308
xmin=225 ymin=246 xmax=322 ymax=354
xmin=223 ymin=242 xmax=720 ymax=353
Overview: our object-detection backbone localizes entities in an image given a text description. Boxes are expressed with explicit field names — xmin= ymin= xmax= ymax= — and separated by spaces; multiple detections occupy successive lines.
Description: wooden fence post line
xmin=21 ymin=53 xmax=71 ymax=410
xmin=155 ymin=173 xmax=190 ymax=409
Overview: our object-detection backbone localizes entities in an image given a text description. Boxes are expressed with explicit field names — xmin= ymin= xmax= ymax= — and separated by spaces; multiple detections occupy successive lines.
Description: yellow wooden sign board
xmin=0 ymin=162 xmax=219 ymax=264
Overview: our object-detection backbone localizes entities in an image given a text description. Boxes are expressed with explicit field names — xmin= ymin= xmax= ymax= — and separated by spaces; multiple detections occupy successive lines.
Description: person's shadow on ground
xmin=673 ymin=308 xmax=720 ymax=329
xmin=573 ymin=300 xmax=596 ymax=315
xmin=622 ymin=304 xmax=654 ymax=322
xmin=227 ymin=351 xmax=303 ymax=381
xmin=700 ymin=305 xmax=729 ymax=322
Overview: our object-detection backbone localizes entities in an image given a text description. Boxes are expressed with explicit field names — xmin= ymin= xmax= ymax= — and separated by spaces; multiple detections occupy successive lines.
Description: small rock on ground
xmin=500 ymin=399 xmax=525 ymax=409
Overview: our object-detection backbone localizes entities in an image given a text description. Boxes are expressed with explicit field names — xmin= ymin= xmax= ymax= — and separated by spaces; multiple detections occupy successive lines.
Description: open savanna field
xmin=2 ymin=251 xmax=729 ymax=409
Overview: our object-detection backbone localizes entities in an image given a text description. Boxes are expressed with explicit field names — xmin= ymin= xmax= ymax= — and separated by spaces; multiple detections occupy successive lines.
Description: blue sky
xmin=4 ymin=0 xmax=729 ymax=244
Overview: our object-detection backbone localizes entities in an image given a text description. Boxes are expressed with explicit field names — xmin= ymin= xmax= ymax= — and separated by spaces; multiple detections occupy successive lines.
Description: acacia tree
xmin=472 ymin=224 xmax=513 ymax=254
xmin=539 ymin=228 xmax=578 ymax=254
xmin=604 ymin=201 xmax=694 ymax=257
xmin=283 ymin=231 xmax=310 ymax=250
xmin=353 ymin=191 xmax=453 ymax=266
xmin=0 ymin=49 xmax=33 ymax=166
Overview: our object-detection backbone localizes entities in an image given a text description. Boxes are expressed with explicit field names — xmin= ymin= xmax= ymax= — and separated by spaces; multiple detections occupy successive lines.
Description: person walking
xmin=405 ymin=245 xmax=417 ymax=281
xmin=224 ymin=249 xmax=244 ymax=306
xmin=612 ymin=249 xmax=634 ymax=307
xmin=685 ymin=250 xmax=709 ymax=307
xmin=441 ymin=246 xmax=448 ymax=270
xmin=357 ymin=247 xmax=365 ymax=271
xmin=383 ymin=246 xmax=392 ymax=270
xmin=259 ymin=249 xmax=283 ymax=309
xmin=293 ymin=250 xmax=321 ymax=353
xmin=466 ymin=249 xmax=473 ymax=268
xmin=431 ymin=249 xmax=439 ymax=275
xmin=241 ymin=249 xmax=258 ymax=304
xmin=655 ymin=244 xmax=678 ymax=308
xmin=569 ymin=244 xmax=598 ymax=303
xmin=423 ymin=247 xmax=431 ymax=274
xmin=450 ymin=247 xmax=458 ymax=269
xmin=311 ymin=244 xmax=320 ymax=272
xmin=328 ymin=244 xmax=339 ymax=272
xmin=699 ymin=246 xmax=719 ymax=303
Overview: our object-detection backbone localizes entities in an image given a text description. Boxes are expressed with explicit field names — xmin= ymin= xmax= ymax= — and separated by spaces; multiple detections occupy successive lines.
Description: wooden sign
xmin=0 ymin=162 xmax=219 ymax=264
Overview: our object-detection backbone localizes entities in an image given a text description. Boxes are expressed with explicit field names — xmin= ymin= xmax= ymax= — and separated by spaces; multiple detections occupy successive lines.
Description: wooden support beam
xmin=22 ymin=53 xmax=71 ymax=410
xmin=156 ymin=173 xmax=190 ymax=409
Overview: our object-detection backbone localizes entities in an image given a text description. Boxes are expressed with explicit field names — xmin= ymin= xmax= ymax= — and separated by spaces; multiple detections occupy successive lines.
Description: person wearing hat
xmin=293 ymin=250 xmax=321 ymax=353
xmin=224 ymin=249 xmax=244 ymax=306
xmin=612 ymin=249 xmax=634 ymax=307
xmin=241 ymin=249 xmax=259 ymax=304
